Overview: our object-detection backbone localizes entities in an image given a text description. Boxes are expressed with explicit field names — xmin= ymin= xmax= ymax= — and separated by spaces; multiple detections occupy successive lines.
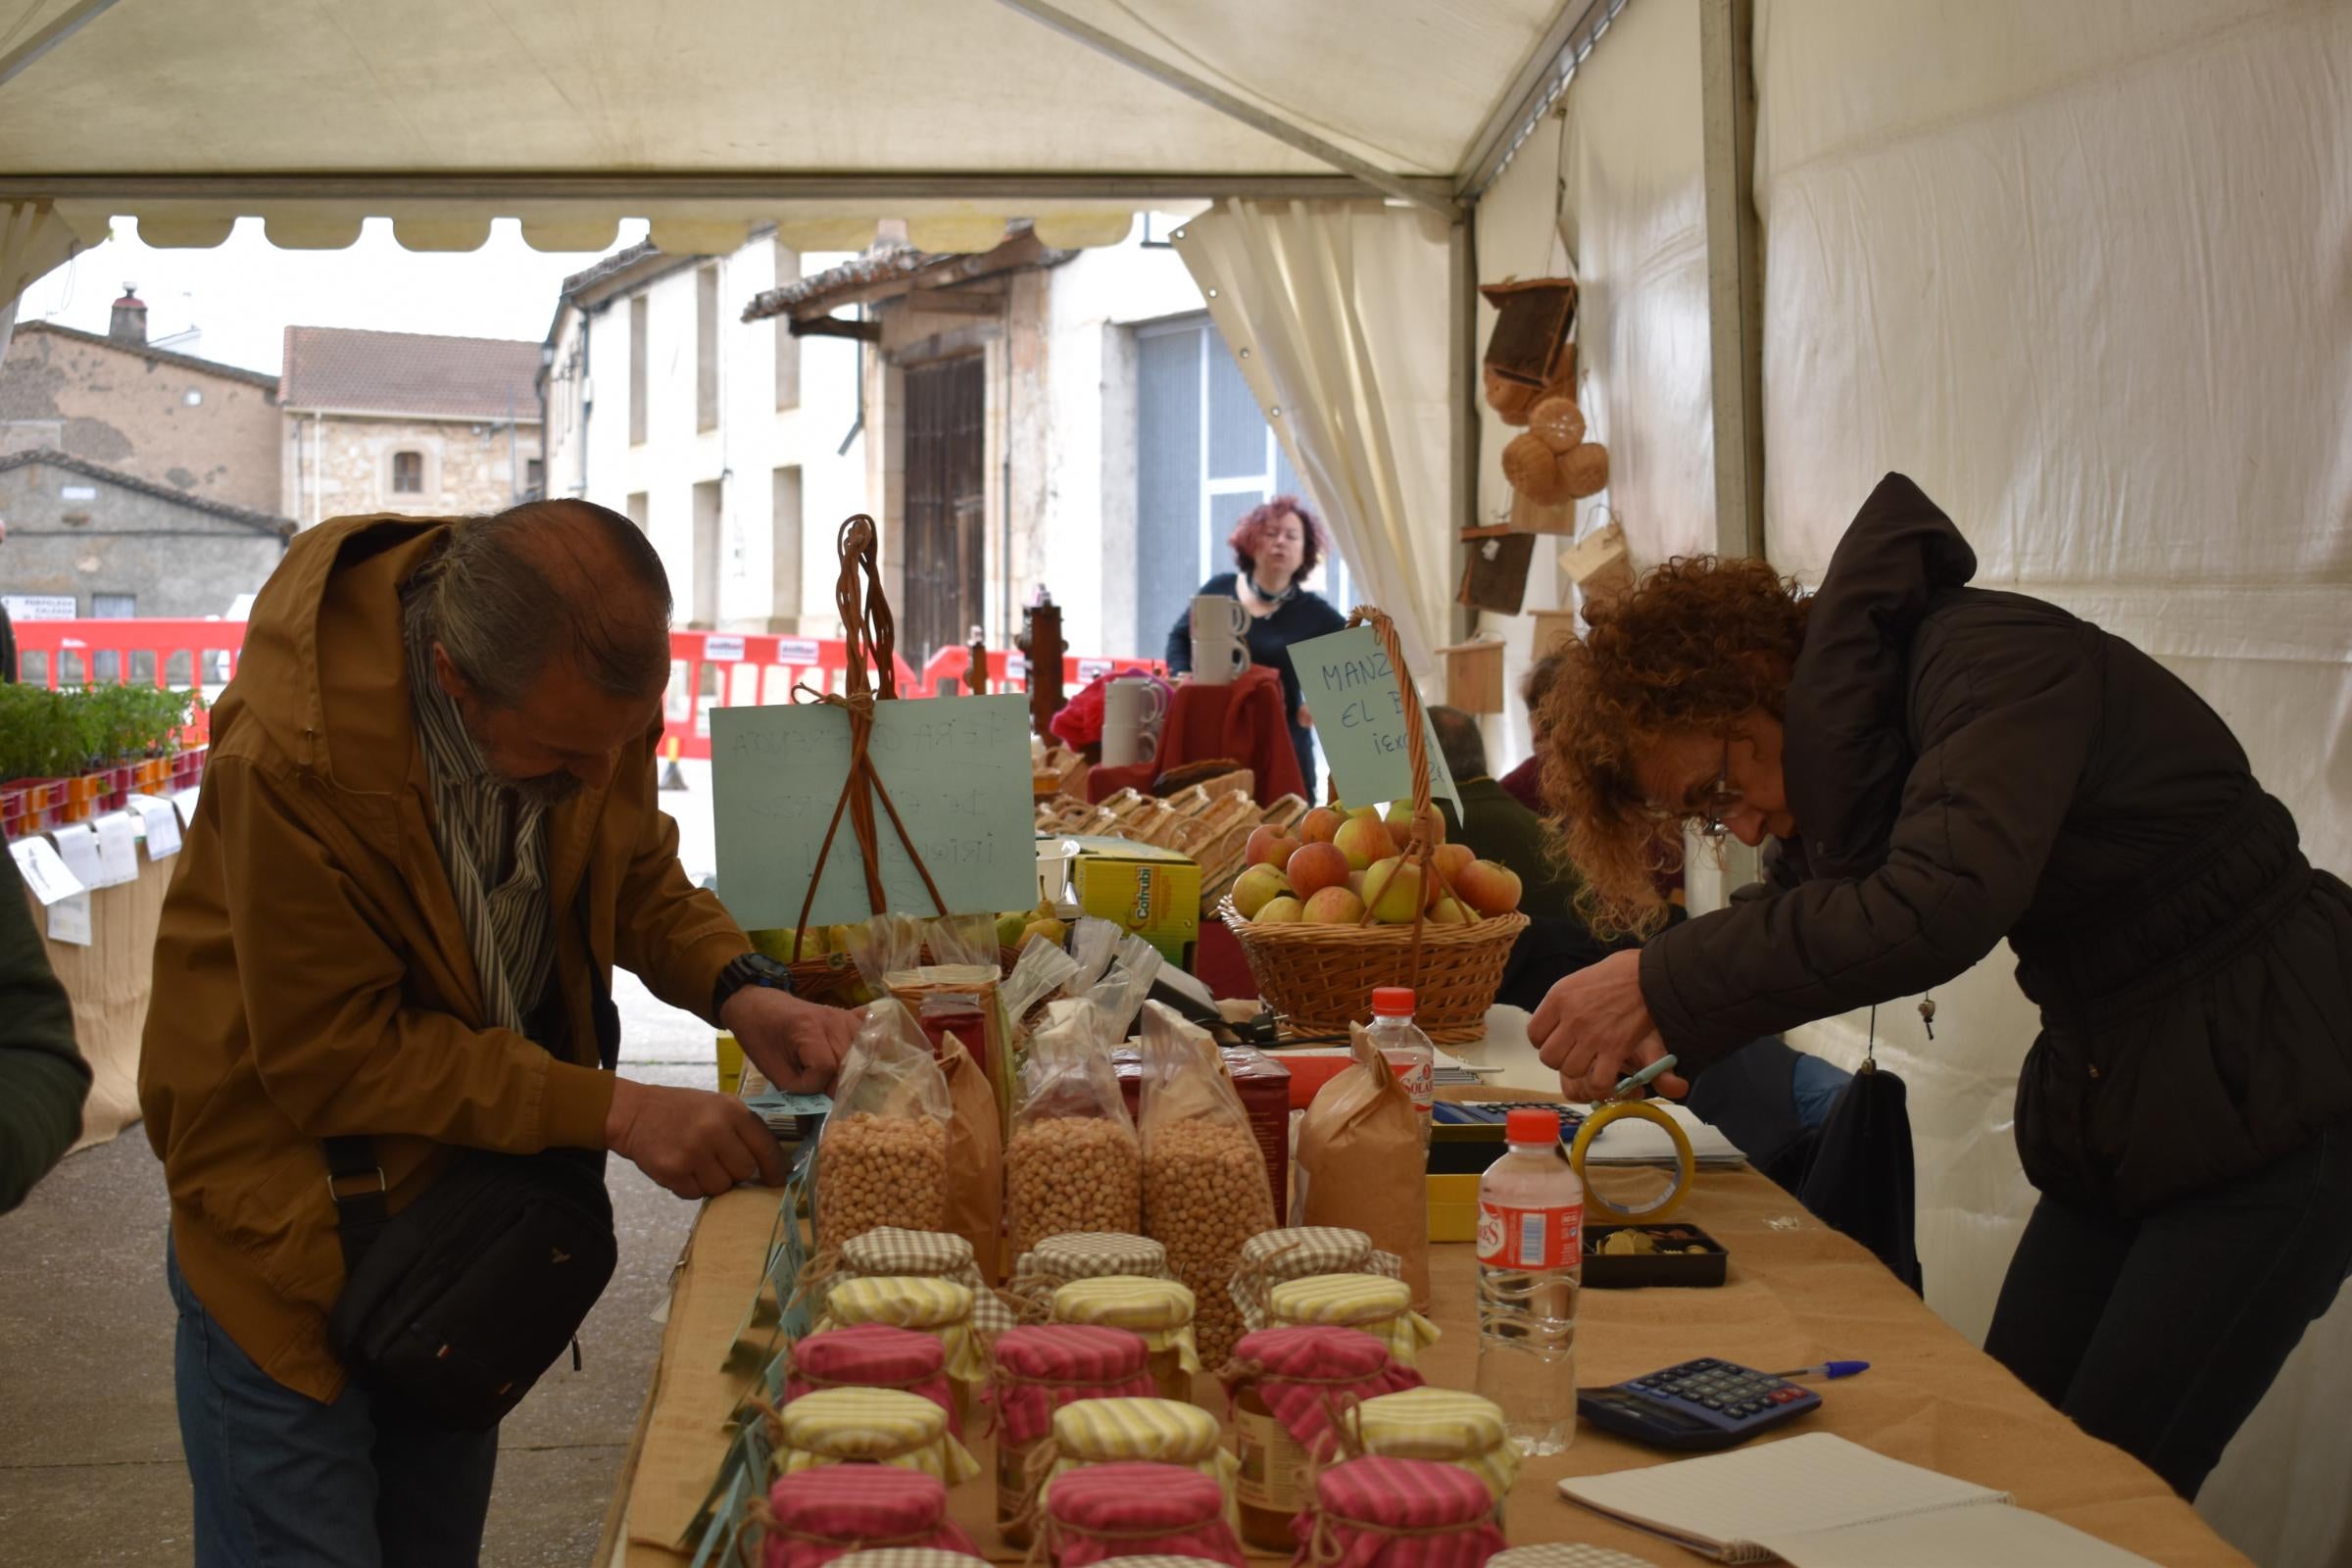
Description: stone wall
xmin=0 ymin=459 xmax=287 ymax=620
xmin=0 ymin=328 xmax=281 ymax=514
xmin=284 ymin=414 xmax=543 ymax=525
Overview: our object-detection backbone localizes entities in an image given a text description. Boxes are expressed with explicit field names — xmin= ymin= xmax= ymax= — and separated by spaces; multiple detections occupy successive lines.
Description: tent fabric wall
xmin=1752 ymin=2 xmax=2352 ymax=1562
xmin=1174 ymin=200 xmax=1455 ymax=677
xmin=1471 ymin=0 xmax=1716 ymax=768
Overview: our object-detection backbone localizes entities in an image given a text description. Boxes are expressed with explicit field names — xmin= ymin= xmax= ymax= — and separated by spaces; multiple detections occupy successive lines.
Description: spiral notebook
xmin=1557 ymin=1433 xmax=2160 ymax=1566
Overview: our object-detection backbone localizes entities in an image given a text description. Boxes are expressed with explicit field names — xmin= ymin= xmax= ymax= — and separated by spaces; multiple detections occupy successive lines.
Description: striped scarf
xmin=402 ymin=588 xmax=555 ymax=1038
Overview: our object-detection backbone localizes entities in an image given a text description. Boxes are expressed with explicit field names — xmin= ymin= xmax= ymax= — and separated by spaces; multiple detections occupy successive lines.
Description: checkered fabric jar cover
xmin=833 ymin=1226 xmax=1018 ymax=1337
xmin=1228 ymin=1229 xmax=1401 ymax=1330
xmin=1486 ymin=1547 xmax=1661 ymax=1568
xmin=771 ymin=1388 xmax=981 ymax=1485
xmin=1051 ymin=1277 xmax=1202 ymax=1375
xmin=785 ymin=1325 xmax=957 ymax=1439
xmin=1264 ymin=1275 xmax=1441 ymax=1367
xmin=814 ymin=1277 xmax=988 ymax=1385
xmin=1044 ymin=1461 xmax=1248 ymax=1568
xmin=1008 ymin=1233 xmax=1174 ymax=1321
xmin=1219 ymin=1327 xmax=1421 ymax=1458
xmin=1344 ymin=1388 xmax=1519 ymax=1502
xmin=1043 ymin=1396 xmax=1240 ymax=1528
xmin=831 ymin=1553 xmax=991 ymax=1568
xmin=760 ymin=1466 xmax=981 ymax=1568
xmin=1300 ymin=1456 xmax=1505 ymax=1568
xmin=989 ymin=1325 xmax=1158 ymax=1447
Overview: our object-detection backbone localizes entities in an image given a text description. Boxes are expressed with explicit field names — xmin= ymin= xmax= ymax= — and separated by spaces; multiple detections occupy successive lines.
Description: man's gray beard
xmin=507 ymin=768 xmax=585 ymax=807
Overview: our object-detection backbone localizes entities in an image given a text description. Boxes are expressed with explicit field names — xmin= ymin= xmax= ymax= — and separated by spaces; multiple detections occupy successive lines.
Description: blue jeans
xmin=168 ymin=1234 xmax=499 ymax=1567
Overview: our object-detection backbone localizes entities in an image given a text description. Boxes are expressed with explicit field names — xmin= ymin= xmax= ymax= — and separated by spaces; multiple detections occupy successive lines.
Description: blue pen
xmin=1772 ymin=1360 xmax=1871 ymax=1381
xmin=1611 ymin=1054 xmax=1680 ymax=1100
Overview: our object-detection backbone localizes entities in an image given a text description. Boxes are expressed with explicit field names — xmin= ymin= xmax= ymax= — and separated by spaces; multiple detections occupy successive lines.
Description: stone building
xmin=0 ymin=290 xmax=282 ymax=514
xmin=0 ymin=448 xmax=293 ymax=623
xmin=279 ymin=326 xmax=543 ymax=526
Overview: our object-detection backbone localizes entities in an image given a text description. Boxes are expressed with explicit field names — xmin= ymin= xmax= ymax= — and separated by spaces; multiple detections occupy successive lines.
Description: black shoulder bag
xmin=323 ymin=935 xmax=623 ymax=1431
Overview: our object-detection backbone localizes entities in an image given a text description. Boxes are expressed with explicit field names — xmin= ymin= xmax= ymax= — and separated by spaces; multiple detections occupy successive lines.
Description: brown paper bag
xmin=938 ymin=1031 xmax=1006 ymax=1282
xmin=1295 ymin=1028 xmax=1431 ymax=1307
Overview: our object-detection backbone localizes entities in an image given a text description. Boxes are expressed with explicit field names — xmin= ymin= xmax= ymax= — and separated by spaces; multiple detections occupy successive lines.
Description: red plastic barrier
xmin=9 ymin=620 xmax=1155 ymax=765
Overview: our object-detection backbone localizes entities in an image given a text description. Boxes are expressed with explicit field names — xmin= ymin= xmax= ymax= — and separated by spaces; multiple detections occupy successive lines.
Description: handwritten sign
xmin=1286 ymin=624 xmax=1461 ymax=817
xmin=10 ymin=835 xmax=84 ymax=906
xmin=710 ymin=693 xmax=1038 ymax=928
xmin=48 ymin=823 xmax=105 ymax=891
xmin=128 ymin=795 xmax=181 ymax=858
xmin=90 ymin=813 xmax=140 ymax=887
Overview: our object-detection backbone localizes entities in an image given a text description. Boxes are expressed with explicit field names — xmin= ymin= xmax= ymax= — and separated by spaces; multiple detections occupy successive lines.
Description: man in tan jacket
xmin=142 ymin=499 xmax=856 ymax=1565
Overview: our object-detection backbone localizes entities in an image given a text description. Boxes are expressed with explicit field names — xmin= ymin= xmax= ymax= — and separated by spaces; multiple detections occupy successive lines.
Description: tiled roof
xmin=10 ymin=320 xmax=279 ymax=392
xmin=0 ymin=449 xmax=295 ymax=536
xmin=278 ymin=325 xmax=543 ymax=421
xmin=746 ymin=241 xmax=930 ymax=316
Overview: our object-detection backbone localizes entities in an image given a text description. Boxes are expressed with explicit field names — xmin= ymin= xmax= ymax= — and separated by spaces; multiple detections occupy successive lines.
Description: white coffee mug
xmin=1189 ymin=596 xmax=1252 ymax=685
xmin=1102 ymin=676 xmax=1169 ymax=766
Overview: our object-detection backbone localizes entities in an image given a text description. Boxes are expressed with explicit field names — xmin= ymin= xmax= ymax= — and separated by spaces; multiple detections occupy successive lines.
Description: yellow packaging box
xmin=1067 ymin=836 xmax=1200 ymax=968
xmin=1427 ymin=1173 xmax=1482 ymax=1244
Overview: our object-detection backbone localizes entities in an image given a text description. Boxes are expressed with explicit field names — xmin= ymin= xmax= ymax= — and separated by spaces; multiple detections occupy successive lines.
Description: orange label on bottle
xmin=1477 ymin=1200 xmax=1582 ymax=1268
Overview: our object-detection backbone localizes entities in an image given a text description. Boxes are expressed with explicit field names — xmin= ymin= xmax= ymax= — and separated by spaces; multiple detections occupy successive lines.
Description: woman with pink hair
xmin=1163 ymin=496 xmax=1347 ymax=796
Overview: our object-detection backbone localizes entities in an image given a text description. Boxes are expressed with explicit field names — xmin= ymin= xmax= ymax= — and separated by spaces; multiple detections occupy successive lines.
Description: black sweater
xmin=1 ymin=852 xmax=88 ymax=1213
xmin=1163 ymin=574 xmax=1347 ymax=725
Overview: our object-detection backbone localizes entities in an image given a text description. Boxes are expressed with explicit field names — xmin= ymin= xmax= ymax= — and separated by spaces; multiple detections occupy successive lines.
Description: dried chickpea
xmin=1005 ymin=1116 xmax=1141 ymax=1255
xmin=1143 ymin=1117 xmax=1277 ymax=1366
xmin=816 ymin=1111 xmax=950 ymax=1250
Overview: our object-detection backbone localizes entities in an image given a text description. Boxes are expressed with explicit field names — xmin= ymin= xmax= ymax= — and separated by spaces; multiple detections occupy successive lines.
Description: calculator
xmin=1577 ymin=1357 xmax=1822 ymax=1450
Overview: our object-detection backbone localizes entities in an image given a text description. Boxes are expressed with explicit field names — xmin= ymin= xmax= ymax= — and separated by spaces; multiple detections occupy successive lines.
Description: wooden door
xmin=902 ymin=355 xmax=987 ymax=665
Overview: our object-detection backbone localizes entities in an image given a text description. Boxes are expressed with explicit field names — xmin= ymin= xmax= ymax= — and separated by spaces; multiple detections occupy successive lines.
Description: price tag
xmin=173 ymin=788 xmax=201 ymax=826
xmin=9 ymin=835 xmax=85 ymax=906
xmin=90 ymin=812 xmax=140 ymax=887
xmin=48 ymin=891 xmax=92 ymax=946
xmin=48 ymin=823 xmax=105 ymax=890
xmin=128 ymin=794 xmax=182 ymax=858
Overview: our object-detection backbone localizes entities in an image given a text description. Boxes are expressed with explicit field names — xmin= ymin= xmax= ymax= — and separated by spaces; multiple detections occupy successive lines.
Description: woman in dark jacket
xmin=1528 ymin=472 xmax=2352 ymax=1499
xmin=1164 ymin=496 xmax=1346 ymax=798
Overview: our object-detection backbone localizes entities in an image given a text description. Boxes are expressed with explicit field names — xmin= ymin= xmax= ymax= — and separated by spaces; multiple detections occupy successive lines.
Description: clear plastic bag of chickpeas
xmin=1006 ymin=999 xmax=1142 ymax=1253
xmin=1137 ymin=1000 xmax=1277 ymax=1366
xmin=813 ymin=1000 xmax=953 ymax=1250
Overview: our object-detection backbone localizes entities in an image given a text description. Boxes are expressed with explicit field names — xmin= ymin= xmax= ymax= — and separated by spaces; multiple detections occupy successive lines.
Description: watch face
xmin=744 ymin=954 xmax=793 ymax=983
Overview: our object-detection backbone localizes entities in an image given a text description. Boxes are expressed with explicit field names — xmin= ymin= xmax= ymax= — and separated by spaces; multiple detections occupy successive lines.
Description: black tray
xmin=1582 ymin=1223 xmax=1728 ymax=1288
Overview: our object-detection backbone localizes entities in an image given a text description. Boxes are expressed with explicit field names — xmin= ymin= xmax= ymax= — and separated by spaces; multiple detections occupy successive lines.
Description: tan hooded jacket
xmin=141 ymin=514 xmax=748 ymax=1400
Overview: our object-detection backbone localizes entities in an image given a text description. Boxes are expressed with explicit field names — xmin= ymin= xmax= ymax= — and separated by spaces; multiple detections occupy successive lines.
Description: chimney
xmin=109 ymin=285 xmax=147 ymax=345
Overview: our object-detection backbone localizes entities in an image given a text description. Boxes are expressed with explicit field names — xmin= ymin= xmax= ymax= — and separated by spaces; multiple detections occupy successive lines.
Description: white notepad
xmin=1557 ymin=1433 xmax=2160 ymax=1566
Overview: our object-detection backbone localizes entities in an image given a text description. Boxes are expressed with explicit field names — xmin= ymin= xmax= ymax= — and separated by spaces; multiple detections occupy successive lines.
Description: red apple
xmin=1432 ymin=842 xmax=1476 ymax=884
xmin=1286 ymin=841 xmax=1351 ymax=901
xmin=1456 ymin=858 xmax=1524 ymax=916
xmin=1333 ymin=814 xmax=1391 ymax=871
xmin=1255 ymin=895 xmax=1305 ymax=924
xmin=1298 ymin=807 xmax=1344 ymax=845
xmin=1302 ymin=886 xmax=1366 ymax=925
xmin=1361 ymin=857 xmax=1426 ymax=924
xmin=1246 ymin=824 xmax=1301 ymax=868
xmin=1233 ymin=862 xmax=1293 ymax=919
xmin=1346 ymin=870 xmax=1367 ymax=897
xmin=1384 ymin=801 xmax=1446 ymax=854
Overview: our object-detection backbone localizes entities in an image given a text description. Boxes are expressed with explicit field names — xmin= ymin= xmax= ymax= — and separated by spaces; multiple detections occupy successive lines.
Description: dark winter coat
xmin=1640 ymin=473 xmax=2352 ymax=1215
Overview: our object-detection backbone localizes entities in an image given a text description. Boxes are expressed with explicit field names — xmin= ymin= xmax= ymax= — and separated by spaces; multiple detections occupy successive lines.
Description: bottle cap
xmin=1371 ymin=987 xmax=1415 ymax=1017
xmin=1504 ymin=1107 xmax=1562 ymax=1144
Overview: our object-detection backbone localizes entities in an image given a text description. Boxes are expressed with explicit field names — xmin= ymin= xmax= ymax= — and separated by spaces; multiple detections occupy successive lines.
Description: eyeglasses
xmin=1642 ymin=739 xmax=1741 ymax=838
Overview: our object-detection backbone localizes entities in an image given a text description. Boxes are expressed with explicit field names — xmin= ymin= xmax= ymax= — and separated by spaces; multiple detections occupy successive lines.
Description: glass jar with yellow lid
xmin=1050 ymin=1276 xmax=1201 ymax=1404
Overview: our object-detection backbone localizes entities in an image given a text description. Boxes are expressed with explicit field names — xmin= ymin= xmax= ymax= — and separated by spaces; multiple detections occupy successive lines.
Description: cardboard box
xmin=1067 ymin=835 xmax=1200 ymax=968
xmin=1428 ymin=1172 xmax=1482 ymax=1243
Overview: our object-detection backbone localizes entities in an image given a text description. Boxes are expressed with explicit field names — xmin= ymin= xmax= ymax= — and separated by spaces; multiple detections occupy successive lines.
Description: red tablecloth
xmin=1086 ymin=668 xmax=1303 ymax=807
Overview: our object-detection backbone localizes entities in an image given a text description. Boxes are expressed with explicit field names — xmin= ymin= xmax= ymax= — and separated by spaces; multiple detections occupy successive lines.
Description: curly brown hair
xmin=1538 ymin=556 xmax=1808 ymax=938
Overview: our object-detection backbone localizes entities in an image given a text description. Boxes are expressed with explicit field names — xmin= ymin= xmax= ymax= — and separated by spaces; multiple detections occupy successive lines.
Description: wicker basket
xmin=1220 ymin=605 xmax=1527 ymax=1044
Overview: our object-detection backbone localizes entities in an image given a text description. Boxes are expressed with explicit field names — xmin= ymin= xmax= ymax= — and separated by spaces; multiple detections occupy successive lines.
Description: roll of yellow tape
xmin=1570 ymin=1099 xmax=1695 ymax=1225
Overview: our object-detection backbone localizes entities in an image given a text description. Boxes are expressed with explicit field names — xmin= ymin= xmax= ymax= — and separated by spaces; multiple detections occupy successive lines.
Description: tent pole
xmin=987 ymin=0 xmax=1457 ymax=218
xmin=1698 ymin=0 xmax=1765 ymax=902
xmin=1448 ymin=212 xmax=1477 ymax=645
xmin=0 ymin=0 xmax=122 ymax=92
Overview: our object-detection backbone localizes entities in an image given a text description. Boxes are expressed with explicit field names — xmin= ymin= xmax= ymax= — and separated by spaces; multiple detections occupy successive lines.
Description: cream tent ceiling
xmin=0 ymin=0 xmax=1597 ymax=271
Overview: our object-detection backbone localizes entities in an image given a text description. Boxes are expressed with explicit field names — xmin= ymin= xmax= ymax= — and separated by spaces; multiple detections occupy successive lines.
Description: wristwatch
xmin=712 ymin=951 xmax=794 ymax=1019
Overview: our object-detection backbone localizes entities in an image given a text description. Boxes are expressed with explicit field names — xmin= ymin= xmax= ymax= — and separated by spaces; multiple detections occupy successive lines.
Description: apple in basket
xmin=1456 ymin=859 xmax=1525 ymax=916
xmin=1384 ymin=802 xmax=1445 ymax=854
xmin=1246 ymin=824 xmax=1300 ymax=868
xmin=1428 ymin=897 xmax=1471 ymax=927
xmin=1432 ymin=842 xmax=1476 ymax=883
xmin=1286 ymin=841 xmax=1352 ymax=901
xmin=1233 ymin=862 xmax=1293 ymax=919
xmin=1361 ymin=857 xmax=1426 ymax=924
xmin=1333 ymin=813 xmax=1391 ymax=871
xmin=1302 ymin=886 xmax=1365 ymax=925
xmin=1255 ymin=896 xmax=1305 ymax=924
xmin=1298 ymin=807 xmax=1345 ymax=845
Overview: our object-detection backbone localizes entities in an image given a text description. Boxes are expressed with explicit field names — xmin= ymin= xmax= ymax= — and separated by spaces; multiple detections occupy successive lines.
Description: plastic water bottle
xmin=1475 ymin=1106 xmax=1582 ymax=1454
xmin=1365 ymin=987 xmax=1434 ymax=1142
